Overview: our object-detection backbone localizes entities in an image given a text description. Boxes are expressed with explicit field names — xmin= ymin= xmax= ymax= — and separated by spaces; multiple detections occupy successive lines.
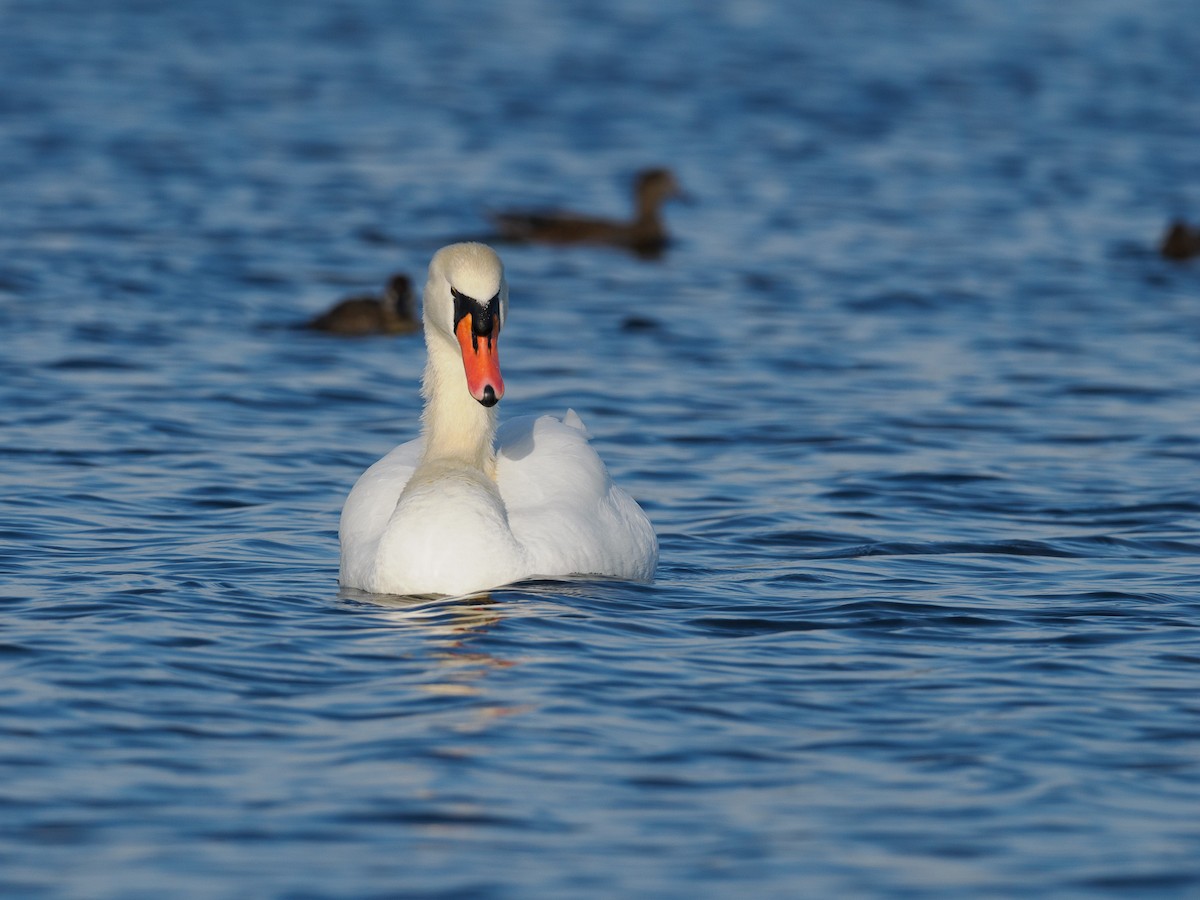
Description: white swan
xmin=339 ymin=242 xmax=658 ymax=597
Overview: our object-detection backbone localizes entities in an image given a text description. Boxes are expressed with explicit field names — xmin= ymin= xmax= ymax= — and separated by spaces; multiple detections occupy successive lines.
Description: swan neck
xmin=419 ymin=334 xmax=496 ymax=471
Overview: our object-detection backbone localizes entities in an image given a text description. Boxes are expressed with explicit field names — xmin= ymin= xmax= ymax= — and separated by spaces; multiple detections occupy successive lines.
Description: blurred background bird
xmin=489 ymin=168 xmax=687 ymax=259
xmin=303 ymin=273 xmax=419 ymax=336
xmin=1160 ymin=220 xmax=1200 ymax=260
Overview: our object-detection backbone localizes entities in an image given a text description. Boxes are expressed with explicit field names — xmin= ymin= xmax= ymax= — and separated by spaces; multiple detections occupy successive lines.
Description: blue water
xmin=3 ymin=0 xmax=1200 ymax=896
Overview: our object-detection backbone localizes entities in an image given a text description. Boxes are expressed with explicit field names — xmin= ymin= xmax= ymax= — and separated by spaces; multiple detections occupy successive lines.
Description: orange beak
xmin=455 ymin=314 xmax=504 ymax=407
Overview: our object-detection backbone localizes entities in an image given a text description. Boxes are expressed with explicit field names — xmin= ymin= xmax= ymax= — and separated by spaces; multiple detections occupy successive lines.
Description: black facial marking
xmin=451 ymin=287 xmax=501 ymax=351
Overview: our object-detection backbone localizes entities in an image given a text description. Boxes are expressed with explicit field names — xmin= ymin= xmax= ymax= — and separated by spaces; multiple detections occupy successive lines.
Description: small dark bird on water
xmin=304 ymin=274 xmax=419 ymax=335
xmin=1160 ymin=220 xmax=1200 ymax=261
xmin=489 ymin=168 xmax=688 ymax=258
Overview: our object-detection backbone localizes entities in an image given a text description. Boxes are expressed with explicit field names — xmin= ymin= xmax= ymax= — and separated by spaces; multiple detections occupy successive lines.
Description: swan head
xmin=424 ymin=243 xmax=509 ymax=407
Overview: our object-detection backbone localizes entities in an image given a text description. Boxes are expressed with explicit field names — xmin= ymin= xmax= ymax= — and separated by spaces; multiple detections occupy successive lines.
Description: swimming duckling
xmin=305 ymin=274 xmax=419 ymax=335
xmin=489 ymin=168 xmax=687 ymax=258
xmin=1161 ymin=220 xmax=1200 ymax=261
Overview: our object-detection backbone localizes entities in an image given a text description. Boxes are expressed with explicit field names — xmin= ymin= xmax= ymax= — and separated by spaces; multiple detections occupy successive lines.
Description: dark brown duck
xmin=304 ymin=274 xmax=419 ymax=336
xmin=1160 ymin=220 xmax=1200 ymax=261
xmin=490 ymin=168 xmax=687 ymax=257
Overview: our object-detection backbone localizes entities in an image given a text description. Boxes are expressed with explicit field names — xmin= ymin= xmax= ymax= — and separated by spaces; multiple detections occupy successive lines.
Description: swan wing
xmin=338 ymin=437 xmax=422 ymax=589
xmin=496 ymin=411 xmax=657 ymax=582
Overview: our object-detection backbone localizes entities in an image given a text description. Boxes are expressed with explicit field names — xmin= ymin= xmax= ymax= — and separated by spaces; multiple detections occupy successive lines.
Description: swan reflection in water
xmin=337 ymin=583 xmax=591 ymax=720
xmin=338 ymin=585 xmax=604 ymax=705
xmin=339 ymin=587 xmax=510 ymax=697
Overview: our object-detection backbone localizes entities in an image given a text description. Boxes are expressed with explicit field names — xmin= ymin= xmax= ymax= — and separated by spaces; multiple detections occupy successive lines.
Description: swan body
xmin=339 ymin=243 xmax=657 ymax=597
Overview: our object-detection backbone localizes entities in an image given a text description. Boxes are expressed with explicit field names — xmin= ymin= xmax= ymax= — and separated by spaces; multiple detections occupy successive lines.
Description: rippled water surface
xmin=3 ymin=0 xmax=1200 ymax=896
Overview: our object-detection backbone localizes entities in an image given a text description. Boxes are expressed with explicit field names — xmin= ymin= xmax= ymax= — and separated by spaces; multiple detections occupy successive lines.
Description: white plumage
xmin=339 ymin=243 xmax=657 ymax=597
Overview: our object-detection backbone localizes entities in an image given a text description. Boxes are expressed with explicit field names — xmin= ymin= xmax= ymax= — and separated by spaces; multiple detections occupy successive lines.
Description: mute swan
xmin=489 ymin=168 xmax=687 ymax=258
xmin=305 ymin=274 xmax=419 ymax=335
xmin=339 ymin=242 xmax=658 ymax=597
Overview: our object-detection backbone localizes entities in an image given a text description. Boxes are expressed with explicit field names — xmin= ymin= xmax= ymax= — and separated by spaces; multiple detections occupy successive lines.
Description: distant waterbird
xmin=489 ymin=168 xmax=688 ymax=259
xmin=1160 ymin=220 xmax=1200 ymax=261
xmin=304 ymin=274 xmax=419 ymax=335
